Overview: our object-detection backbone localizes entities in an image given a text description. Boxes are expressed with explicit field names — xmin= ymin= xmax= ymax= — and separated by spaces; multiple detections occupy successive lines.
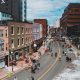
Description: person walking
xmin=14 ymin=76 xmax=18 ymax=80
xmin=31 ymin=76 xmax=35 ymax=80
xmin=37 ymin=61 xmax=40 ymax=70
xmin=55 ymin=52 xmax=57 ymax=58
xmin=51 ymin=52 xmax=53 ymax=57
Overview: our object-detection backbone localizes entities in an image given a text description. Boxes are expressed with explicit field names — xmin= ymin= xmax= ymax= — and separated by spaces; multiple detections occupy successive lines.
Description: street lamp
xmin=11 ymin=51 xmax=14 ymax=72
xmin=9 ymin=49 xmax=14 ymax=72
xmin=33 ymin=42 xmax=37 ymax=52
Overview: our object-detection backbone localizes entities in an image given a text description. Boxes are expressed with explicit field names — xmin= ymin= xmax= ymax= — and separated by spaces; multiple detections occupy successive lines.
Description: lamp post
xmin=33 ymin=42 xmax=37 ymax=52
xmin=11 ymin=51 xmax=14 ymax=72
xmin=9 ymin=49 xmax=14 ymax=72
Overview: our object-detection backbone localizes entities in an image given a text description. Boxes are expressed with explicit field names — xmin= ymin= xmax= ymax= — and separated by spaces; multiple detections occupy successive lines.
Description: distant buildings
xmin=54 ymin=19 xmax=60 ymax=28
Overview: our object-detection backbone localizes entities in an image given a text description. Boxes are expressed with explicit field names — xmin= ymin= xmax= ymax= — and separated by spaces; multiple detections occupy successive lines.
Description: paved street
xmin=8 ymin=39 xmax=76 ymax=80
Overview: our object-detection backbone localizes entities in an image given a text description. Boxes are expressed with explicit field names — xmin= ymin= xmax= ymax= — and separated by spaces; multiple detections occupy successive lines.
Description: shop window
xmin=0 ymin=59 xmax=5 ymax=68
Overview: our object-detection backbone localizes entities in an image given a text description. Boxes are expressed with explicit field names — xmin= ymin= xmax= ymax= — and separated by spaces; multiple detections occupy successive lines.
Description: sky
xmin=27 ymin=0 xmax=80 ymax=26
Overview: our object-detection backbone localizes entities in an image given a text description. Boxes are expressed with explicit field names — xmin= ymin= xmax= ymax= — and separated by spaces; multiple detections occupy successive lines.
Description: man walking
xmin=55 ymin=52 xmax=57 ymax=58
xmin=31 ymin=76 xmax=34 ymax=80
xmin=14 ymin=76 xmax=18 ymax=80
xmin=51 ymin=52 xmax=53 ymax=57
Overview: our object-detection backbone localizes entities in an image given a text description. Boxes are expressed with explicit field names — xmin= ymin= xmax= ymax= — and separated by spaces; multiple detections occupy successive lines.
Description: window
xmin=11 ymin=26 xmax=14 ymax=34
xmin=22 ymin=38 xmax=24 ymax=44
xmin=18 ymin=38 xmax=20 ymax=46
xmin=6 ymin=44 xmax=7 ymax=50
xmin=17 ymin=27 xmax=20 ymax=34
xmin=26 ymin=28 xmax=28 ymax=33
xmin=11 ymin=39 xmax=14 ymax=48
xmin=5 ymin=30 xmax=7 ymax=37
xmin=74 ymin=9 xmax=79 ymax=12
xmin=28 ymin=28 xmax=29 ymax=33
xmin=26 ymin=37 xmax=27 ymax=42
xmin=21 ymin=27 xmax=24 ymax=34
xmin=0 ymin=30 xmax=3 ymax=37
xmin=2 ymin=13 xmax=5 ymax=17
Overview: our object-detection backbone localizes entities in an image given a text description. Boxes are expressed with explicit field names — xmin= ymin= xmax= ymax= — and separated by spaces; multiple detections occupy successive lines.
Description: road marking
xmin=37 ymin=43 xmax=61 ymax=80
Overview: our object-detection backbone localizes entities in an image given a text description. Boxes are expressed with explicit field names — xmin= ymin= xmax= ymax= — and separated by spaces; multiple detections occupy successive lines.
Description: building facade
xmin=32 ymin=23 xmax=42 ymax=41
xmin=0 ymin=0 xmax=27 ymax=21
xmin=34 ymin=19 xmax=48 ymax=38
xmin=60 ymin=3 xmax=80 ymax=32
xmin=0 ymin=21 xmax=33 ymax=67
xmin=32 ymin=23 xmax=43 ymax=51
xmin=0 ymin=26 xmax=8 ymax=68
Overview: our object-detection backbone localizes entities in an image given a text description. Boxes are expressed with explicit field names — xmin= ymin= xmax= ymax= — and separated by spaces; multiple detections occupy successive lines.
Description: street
xmin=8 ymin=39 xmax=76 ymax=80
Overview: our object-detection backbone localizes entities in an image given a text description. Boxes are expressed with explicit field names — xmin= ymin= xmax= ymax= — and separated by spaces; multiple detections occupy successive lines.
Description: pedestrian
xmin=64 ymin=52 xmax=67 ymax=56
xmin=14 ymin=76 xmax=18 ymax=80
xmin=69 ymin=57 xmax=72 ymax=62
xmin=66 ymin=56 xmax=69 ymax=62
xmin=55 ymin=52 xmax=57 ymax=58
xmin=31 ymin=65 xmax=35 ymax=73
xmin=59 ymin=56 xmax=61 ymax=61
xmin=37 ymin=62 xmax=40 ymax=70
xmin=51 ymin=52 xmax=53 ymax=57
xmin=31 ymin=76 xmax=34 ymax=80
xmin=38 ymin=51 xmax=41 ymax=56
xmin=62 ymin=51 xmax=64 ymax=55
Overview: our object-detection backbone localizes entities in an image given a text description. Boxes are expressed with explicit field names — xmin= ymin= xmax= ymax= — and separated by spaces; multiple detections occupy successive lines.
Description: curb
xmin=0 ymin=66 xmax=29 ymax=80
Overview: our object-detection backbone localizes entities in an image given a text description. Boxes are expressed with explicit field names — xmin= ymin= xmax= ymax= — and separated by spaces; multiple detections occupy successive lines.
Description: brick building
xmin=0 ymin=21 xmax=33 ymax=67
xmin=60 ymin=3 xmax=80 ymax=35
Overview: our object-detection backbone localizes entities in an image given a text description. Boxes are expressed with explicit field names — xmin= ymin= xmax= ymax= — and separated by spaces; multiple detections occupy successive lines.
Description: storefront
xmin=0 ymin=54 xmax=5 ymax=68
xmin=0 ymin=58 xmax=5 ymax=68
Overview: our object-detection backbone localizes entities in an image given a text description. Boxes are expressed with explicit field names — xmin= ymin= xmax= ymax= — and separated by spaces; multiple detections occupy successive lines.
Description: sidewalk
xmin=0 ymin=39 xmax=52 ymax=80
xmin=65 ymin=36 xmax=80 ymax=58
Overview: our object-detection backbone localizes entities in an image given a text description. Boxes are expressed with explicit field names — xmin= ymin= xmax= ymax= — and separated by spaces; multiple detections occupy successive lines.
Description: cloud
xmin=27 ymin=0 xmax=80 ymax=26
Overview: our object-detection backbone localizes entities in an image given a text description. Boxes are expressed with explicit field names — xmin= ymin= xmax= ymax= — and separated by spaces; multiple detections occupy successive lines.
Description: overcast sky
xmin=27 ymin=0 xmax=80 ymax=26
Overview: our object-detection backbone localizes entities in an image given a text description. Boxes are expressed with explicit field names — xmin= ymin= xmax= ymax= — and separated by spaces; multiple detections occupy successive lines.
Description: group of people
xmin=62 ymin=51 xmax=72 ymax=62
xmin=31 ymin=60 xmax=40 ymax=73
